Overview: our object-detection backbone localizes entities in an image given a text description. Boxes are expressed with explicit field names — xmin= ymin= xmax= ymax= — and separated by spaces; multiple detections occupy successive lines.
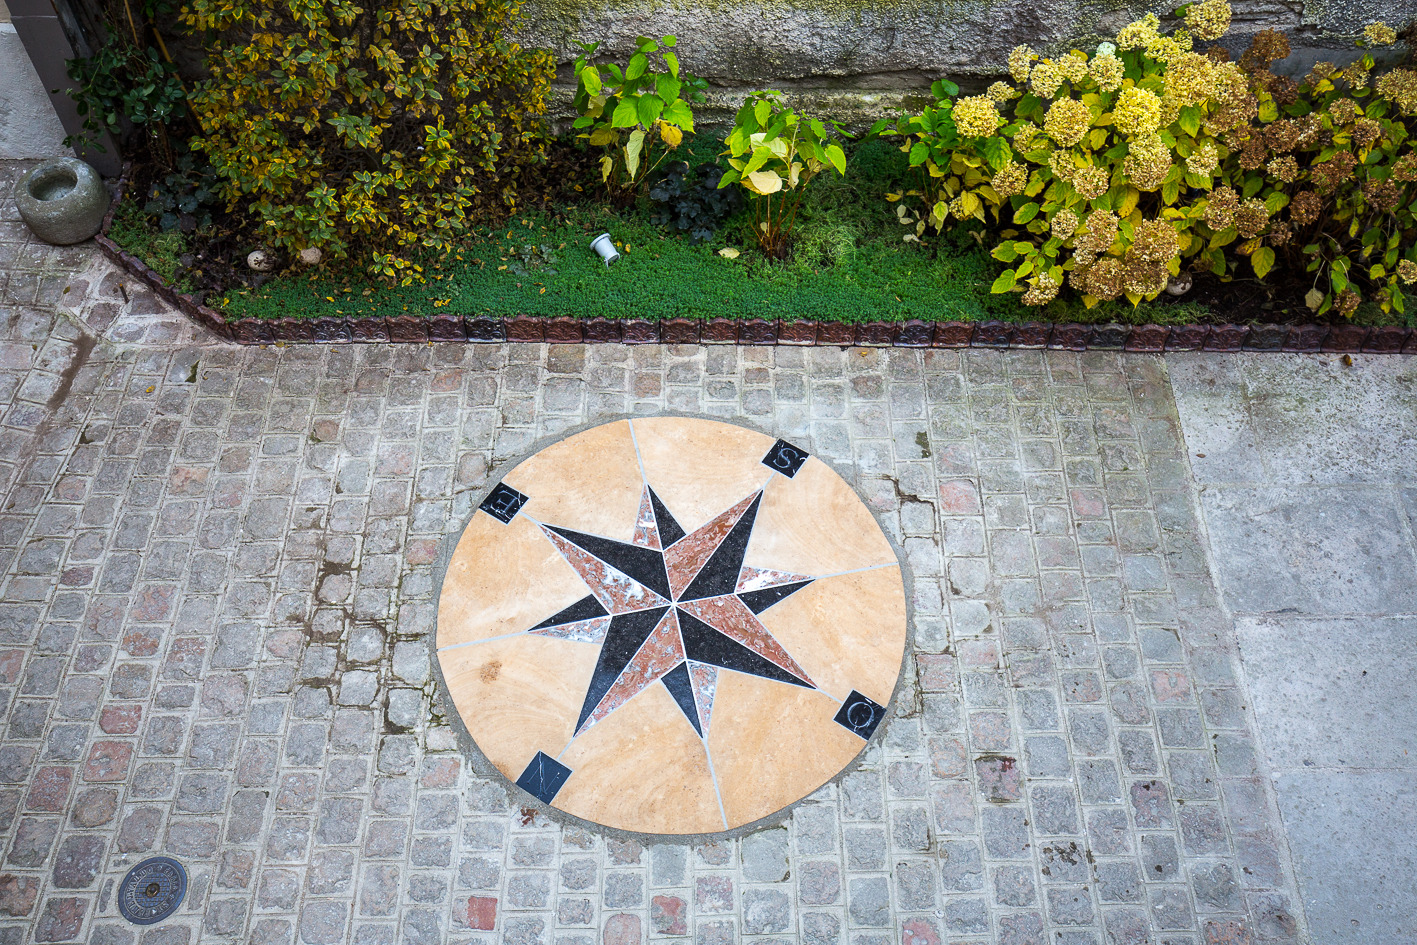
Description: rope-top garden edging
xmin=93 ymin=169 xmax=1417 ymax=355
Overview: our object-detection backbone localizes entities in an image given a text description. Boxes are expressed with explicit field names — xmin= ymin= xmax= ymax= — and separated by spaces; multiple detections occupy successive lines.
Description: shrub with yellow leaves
xmin=183 ymin=0 xmax=552 ymax=284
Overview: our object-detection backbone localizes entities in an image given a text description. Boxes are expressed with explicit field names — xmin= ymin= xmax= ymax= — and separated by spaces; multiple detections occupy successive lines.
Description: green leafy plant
xmin=871 ymin=78 xmax=966 ymax=240
xmin=183 ymin=0 xmax=552 ymax=283
xmin=719 ymin=91 xmax=849 ymax=258
xmin=571 ymin=36 xmax=706 ymax=198
xmin=62 ymin=0 xmax=189 ymax=158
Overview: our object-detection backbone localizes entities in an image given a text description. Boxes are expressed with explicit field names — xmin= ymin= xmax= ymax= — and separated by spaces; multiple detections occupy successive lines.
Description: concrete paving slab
xmin=1236 ymin=615 xmax=1417 ymax=769
xmin=1198 ymin=485 xmax=1417 ymax=616
xmin=1171 ymin=352 xmax=1417 ymax=486
xmin=1274 ymin=769 xmax=1417 ymax=944
xmin=1175 ymin=350 xmax=1417 ymax=945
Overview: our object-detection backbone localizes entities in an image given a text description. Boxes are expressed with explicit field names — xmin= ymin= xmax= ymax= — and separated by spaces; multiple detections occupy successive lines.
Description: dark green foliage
xmin=648 ymin=161 xmax=742 ymax=242
xmin=141 ymin=151 xmax=220 ymax=233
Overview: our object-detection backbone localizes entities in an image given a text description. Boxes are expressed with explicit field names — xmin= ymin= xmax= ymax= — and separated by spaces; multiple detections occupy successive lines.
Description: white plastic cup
xmin=590 ymin=233 xmax=621 ymax=267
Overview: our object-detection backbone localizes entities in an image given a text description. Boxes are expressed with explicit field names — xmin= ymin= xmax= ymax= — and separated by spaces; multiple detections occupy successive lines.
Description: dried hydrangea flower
xmin=1239 ymin=138 xmax=1267 ymax=171
xmin=986 ymin=81 xmax=1017 ymax=105
xmin=1030 ymin=60 xmax=1065 ymax=99
xmin=1088 ymin=54 xmax=1125 ymax=92
xmin=1393 ymin=152 xmax=1417 ymax=182
xmin=1081 ymin=256 xmax=1126 ymax=300
xmin=992 ymin=161 xmax=1028 ymax=198
xmin=954 ymin=96 xmax=1002 ymax=137
xmin=1376 ymin=69 xmax=1417 ymax=114
xmin=1044 ymin=98 xmax=1093 ymax=147
xmin=1264 ymin=119 xmax=1300 ymax=153
xmin=1351 ymin=119 xmax=1382 ymax=149
xmin=1243 ymin=29 xmax=1290 ymax=68
xmin=1328 ymin=98 xmax=1360 ymax=125
xmin=1123 ymin=133 xmax=1171 ymax=191
xmin=1009 ymin=45 xmax=1037 ymax=83
xmin=1342 ymin=62 xmax=1371 ymax=90
xmin=1163 ymin=53 xmax=1217 ymax=106
xmin=1235 ymin=199 xmax=1270 ymax=239
xmin=1186 ymin=143 xmax=1219 ymax=176
xmin=1204 ymin=186 xmax=1239 ymax=229
xmin=1289 ymin=190 xmax=1321 ymax=225
xmin=1122 ymin=259 xmax=1169 ymax=296
xmin=1185 ymin=0 xmax=1232 ymax=42
xmin=1059 ymin=51 xmax=1090 ymax=84
xmin=1051 ymin=209 xmax=1080 ymax=241
xmin=1116 ymin=15 xmax=1161 ymax=51
xmin=1363 ymin=179 xmax=1400 ymax=212
xmin=1267 ymin=221 xmax=1292 ymax=246
xmin=1364 ymin=22 xmax=1397 ymax=47
xmin=1072 ymin=166 xmax=1111 ymax=199
xmin=1114 ymin=87 xmax=1163 ymax=136
xmin=1012 ymin=121 xmax=1041 ymax=147
xmin=1397 ymin=259 xmax=1417 ymax=284
xmin=1311 ymin=152 xmax=1357 ymax=193
xmin=1336 ymin=288 xmax=1361 ymax=317
xmin=1128 ymin=218 xmax=1181 ymax=263
xmin=1022 ymin=272 xmax=1061 ymax=305
xmin=1266 ymin=155 xmax=1299 ymax=183
xmin=1080 ymin=210 xmax=1119 ymax=252
xmin=1144 ymin=36 xmax=1188 ymax=64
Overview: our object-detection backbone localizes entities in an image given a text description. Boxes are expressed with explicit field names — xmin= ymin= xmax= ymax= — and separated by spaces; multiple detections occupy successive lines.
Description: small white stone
xmin=298 ymin=247 xmax=322 ymax=266
xmin=246 ymin=249 xmax=275 ymax=272
xmin=1165 ymin=272 xmax=1193 ymax=296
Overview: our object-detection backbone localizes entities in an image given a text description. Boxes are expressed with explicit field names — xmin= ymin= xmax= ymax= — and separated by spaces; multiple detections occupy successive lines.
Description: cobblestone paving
xmin=0 ymin=168 xmax=1307 ymax=944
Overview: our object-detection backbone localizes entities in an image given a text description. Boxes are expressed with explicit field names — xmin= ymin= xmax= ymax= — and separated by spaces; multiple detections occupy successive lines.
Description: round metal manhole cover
xmin=118 ymin=857 xmax=187 ymax=925
xmin=434 ymin=417 xmax=909 ymax=836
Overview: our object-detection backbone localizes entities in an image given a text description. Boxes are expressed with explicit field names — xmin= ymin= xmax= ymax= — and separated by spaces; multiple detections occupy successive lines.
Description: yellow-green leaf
xmin=1251 ymin=246 xmax=1275 ymax=280
xmin=745 ymin=170 xmax=782 ymax=195
xmin=625 ymin=127 xmax=645 ymax=179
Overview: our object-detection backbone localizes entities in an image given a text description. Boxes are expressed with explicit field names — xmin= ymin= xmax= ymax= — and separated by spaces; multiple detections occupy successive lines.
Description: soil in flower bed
xmin=111 ymin=138 xmax=1409 ymax=330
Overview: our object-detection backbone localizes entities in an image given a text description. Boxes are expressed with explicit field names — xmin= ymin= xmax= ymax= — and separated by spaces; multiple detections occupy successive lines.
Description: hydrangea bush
xmin=885 ymin=1 xmax=1417 ymax=315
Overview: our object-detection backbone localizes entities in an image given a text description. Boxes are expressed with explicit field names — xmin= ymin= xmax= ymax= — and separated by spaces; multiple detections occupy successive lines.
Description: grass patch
xmin=108 ymin=202 xmax=193 ymax=292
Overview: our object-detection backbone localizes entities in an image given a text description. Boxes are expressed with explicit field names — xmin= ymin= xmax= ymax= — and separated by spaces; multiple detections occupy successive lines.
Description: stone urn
xmin=14 ymin=158 xmax=110 ymax=245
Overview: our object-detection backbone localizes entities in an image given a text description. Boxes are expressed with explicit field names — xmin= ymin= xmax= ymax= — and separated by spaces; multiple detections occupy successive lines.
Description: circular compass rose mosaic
xmin=434 ymin=417 xmax=909 ymax=835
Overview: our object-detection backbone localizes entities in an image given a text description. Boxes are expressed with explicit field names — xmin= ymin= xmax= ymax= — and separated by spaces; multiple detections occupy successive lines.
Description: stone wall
xmin=518 ymin=0 xmax=1413 ymax=125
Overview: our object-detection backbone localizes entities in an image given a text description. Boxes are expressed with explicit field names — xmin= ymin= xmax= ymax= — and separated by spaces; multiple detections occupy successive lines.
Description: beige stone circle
xmin=435 ymin=417 xmax=908 ymax=836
